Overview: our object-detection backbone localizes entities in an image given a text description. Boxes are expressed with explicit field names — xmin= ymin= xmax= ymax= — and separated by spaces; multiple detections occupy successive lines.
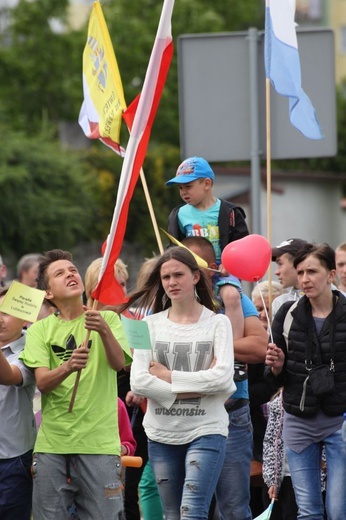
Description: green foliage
xmin=84 ymin=142 xmax=181 ymax=256
xmin=0 ymin=0 xmax=84 ymax=131
xmin=0 ymin=125 xmax=99 ymax=257
xmin=0 ymin=0 xmax=267 ymax=257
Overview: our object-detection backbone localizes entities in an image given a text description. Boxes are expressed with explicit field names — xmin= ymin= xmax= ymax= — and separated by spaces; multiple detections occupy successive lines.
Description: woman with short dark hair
xmin=265 ymin=242 xmax=346 ymax=519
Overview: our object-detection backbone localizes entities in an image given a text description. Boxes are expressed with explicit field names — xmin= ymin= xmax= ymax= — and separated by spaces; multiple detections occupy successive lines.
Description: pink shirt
xmin=118 ymin=398 xmax=137 ymax=456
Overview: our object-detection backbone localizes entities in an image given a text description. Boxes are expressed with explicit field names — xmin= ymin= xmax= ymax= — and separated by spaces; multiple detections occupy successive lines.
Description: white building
xmin=213 ymin=167 xmax=346 ymax=249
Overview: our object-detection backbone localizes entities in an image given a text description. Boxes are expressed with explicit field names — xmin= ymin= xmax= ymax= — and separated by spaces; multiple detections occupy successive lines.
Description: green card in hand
xmin=120 ymin=314 xmax=152 ymax=350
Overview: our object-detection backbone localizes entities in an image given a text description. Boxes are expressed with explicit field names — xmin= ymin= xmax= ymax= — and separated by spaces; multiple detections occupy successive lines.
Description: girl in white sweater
xmin=120 ymin=247 xmax=236 ymax=520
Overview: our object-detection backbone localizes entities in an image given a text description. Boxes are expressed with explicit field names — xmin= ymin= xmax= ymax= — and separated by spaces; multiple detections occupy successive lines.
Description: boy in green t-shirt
xmin=20 ymin=249 xmax=131 ymax=520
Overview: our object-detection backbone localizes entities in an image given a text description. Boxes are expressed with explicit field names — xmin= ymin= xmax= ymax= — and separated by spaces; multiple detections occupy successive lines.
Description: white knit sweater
xmin=130 ymin=307 xmax=236 ymax=444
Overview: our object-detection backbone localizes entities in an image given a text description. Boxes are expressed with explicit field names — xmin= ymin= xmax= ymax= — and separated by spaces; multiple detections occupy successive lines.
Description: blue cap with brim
xmin=165 ymin=156 xmax=215 ymax=186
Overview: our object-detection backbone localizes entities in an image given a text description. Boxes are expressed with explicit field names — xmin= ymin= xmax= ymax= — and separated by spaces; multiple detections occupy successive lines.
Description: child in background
xmin=118 ymin=397 xmax=137 ymax=457
xmin=166 ymin=156 xmax=248 ymax=341
xmin=0 ymin=285 xmax=36 ymax=520
xmin=84 ymin=257 xmax=128 ymax=308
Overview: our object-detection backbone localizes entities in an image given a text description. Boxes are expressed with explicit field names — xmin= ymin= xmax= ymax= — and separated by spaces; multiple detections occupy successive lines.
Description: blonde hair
xmin=84 ymin=258 xmax=102 ymax=306
xmin=84 ymin=257 xmax=128 ymax=306
xmin=135 ymin=256 xmax=160 ymax=289
xmin=336 ymin=242 xmax=346 ymax=254
xmin=114 ymin=258 xmax=129 ymax=284
xmin=251 ymin=280 xmax=284 ymax=302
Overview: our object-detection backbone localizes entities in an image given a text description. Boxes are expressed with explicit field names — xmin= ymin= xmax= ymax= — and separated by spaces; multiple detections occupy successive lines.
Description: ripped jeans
xmin=32 ymin=453 xmax=123 ymax=520
xmin=148 ymin=435 xmax=226 ymax=520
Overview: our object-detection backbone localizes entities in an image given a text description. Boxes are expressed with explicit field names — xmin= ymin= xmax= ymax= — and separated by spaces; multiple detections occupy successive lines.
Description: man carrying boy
xmin=20 ymin=249 xmax=132 ymax=520
xmin=166 ymin=156 xmax=249 ymax=341
xmin=0 ymin=285 xmax=36 ymax=520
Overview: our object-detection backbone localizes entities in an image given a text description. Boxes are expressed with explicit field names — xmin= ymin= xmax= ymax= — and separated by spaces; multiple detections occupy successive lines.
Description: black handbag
xmin=300 ymin=297 xmax=336 ymax=411
xmin=308 ymin=364 xmax=335 ymax=396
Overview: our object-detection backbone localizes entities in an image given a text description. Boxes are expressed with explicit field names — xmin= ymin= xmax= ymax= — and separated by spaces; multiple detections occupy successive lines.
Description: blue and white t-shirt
xmin=178 ymin=199 xmax=222 ymax=262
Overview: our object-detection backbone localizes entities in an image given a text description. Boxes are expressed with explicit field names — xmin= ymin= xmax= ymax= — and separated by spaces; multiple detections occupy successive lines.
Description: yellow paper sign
xmin=0 ymin=281 xmax=46 ymax=323
xmin=160 ymin=229 xmax=209 ymax=269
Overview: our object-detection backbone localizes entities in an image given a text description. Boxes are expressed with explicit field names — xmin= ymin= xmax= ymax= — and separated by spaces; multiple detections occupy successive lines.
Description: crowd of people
xmin=0 ymin=156 xmax=346 ymax=520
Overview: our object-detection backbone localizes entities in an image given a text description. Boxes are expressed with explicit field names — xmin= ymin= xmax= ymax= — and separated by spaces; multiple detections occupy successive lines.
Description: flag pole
xmin=266 ymin=77 xmax=273 ymax=323
xmin=139 ymin=168 xmax=164 ymax=254
xmin=91 ymin=0 xmax=174 ymax=306
xmin=124 ymin=122 xmax=164 ymax=255
xmin=68 ymin=298 xmax=98 ymax=413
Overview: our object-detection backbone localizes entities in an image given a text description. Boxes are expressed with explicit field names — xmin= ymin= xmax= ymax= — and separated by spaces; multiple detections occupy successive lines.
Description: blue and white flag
xmin=265 ymin=0 xmax=323 ymax=140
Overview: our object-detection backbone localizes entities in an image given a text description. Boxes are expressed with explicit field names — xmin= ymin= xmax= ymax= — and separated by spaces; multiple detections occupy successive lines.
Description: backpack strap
xmin=282 ymin=300 xmax=299 ymax=349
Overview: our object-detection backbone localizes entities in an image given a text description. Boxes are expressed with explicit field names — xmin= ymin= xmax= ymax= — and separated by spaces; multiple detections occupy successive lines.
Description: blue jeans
xmin=148 ymin=434 xmax=226 ymax=520
xmin=215 ymin=404 xmax=253 ymax=520
xmin=286 ymin=427 xmax=346 ymax=520
xmin=0 ymin=450 xmax=33 ymax=520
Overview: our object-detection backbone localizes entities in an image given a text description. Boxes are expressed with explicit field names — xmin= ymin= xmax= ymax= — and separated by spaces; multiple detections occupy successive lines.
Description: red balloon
xmin=221 ymin=234 xmax=271 ymax=282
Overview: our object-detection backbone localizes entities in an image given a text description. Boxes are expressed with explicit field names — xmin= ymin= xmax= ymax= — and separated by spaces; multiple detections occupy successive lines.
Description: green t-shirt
xmin=20 ymin=311 xmax=132 ymax=455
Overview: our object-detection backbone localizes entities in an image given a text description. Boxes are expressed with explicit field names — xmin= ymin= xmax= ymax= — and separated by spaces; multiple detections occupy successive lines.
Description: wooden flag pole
xmin=139 ymin=168 xmax=164 ymax=254
xmin=125 ymin=118 xmax=164 ymax=255
xmin=68 ymin=299 xmax=98 ymax=413
xmin=266 ymin=77 xmax=273 ymax=324
xmin=68 ymin=164 xmax=164 ymax=412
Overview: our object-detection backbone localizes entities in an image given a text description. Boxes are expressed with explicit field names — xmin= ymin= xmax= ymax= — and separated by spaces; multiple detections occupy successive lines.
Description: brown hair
xmin=118 ymin=247 xmax=216 ymax=316
xmin=36 ymin=249 xmax=73 ymax=291
xmin=181 ymin=236 xmax=216 ymax=266
xmin=17 ymin=253 xmax=43 ymax=280
xmin=293 ymin=243 xmax=336 ymax=272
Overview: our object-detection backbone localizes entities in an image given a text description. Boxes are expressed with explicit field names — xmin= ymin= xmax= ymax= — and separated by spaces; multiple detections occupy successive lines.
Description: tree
xmin=0 ymin=0 xmax=84 ymax=132
xmin=0 ymin=0 xmax=264 ymax=143
xmin=0 ymin=124 xmax=99 ymax=257
xmin=0 ymin=0 xmax=265 ymax=257
xmin=84 ymin=141 xmax=181 ymax=256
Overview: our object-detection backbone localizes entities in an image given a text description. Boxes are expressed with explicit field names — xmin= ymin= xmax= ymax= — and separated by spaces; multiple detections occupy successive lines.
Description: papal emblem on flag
xmin=79 ymin=1 xmax=127 ymax=155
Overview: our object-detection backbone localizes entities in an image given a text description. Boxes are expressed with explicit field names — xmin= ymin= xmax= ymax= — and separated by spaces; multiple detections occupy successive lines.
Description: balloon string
xmin=256 ymin=281 xmax=274 ymax=343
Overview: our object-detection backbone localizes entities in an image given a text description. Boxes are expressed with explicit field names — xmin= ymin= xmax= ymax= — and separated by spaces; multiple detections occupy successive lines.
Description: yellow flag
xmin=79 ymin=1 xmax=127 ymax=154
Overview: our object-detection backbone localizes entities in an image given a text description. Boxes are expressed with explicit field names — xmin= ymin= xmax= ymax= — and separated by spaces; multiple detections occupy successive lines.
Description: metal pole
xmin=248 ymin=27 xmax=262 ymax=234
